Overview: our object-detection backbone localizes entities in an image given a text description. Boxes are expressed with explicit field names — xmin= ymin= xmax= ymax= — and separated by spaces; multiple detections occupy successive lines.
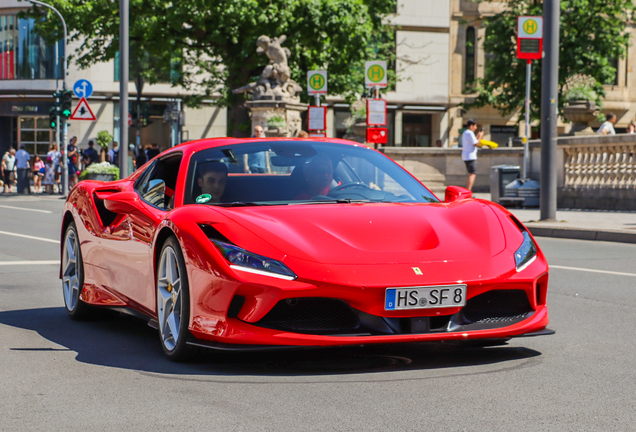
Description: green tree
xmin=464 ymin=0 xmax=635 ymax=123
xmin=26 ymin=0 xmax=396 ymax=137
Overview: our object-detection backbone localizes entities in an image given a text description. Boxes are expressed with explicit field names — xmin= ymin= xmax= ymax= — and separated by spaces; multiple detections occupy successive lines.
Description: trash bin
xmin=490 ymin=165 xmax=520 ymax=204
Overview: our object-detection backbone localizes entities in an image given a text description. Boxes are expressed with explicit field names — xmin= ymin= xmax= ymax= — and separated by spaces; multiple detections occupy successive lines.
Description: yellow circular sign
xmin=367 ymin=65 xmax=385 ymax=83
xmin=309 ymin=73 xmax=325 ymax=90
xmin=523 ymin=19 xmax=538 ymax=35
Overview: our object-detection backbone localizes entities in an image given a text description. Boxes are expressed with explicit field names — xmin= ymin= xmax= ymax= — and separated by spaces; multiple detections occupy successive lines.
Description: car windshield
xmin=184 ymin=141 xmax=439 ymax=206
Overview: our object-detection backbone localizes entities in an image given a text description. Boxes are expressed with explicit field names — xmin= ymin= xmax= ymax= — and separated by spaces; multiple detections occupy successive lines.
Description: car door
xmin=102 ymin=153 xmax=183 ymax=313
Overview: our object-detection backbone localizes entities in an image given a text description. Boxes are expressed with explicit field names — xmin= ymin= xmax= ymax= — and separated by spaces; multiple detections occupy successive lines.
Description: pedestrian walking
xmin=15 ymin=144 xmax=31 ymax=194
xmin=43 ymin=156 xmax=56 ymax=194
xmin=32 ymin=155 xmax=45 ymax=193
xmin=107 ymin=141 xmax=119 ymax=164
xmin=2 ymin=149 xmax=16 ymax=193
xmin=461 ymin=119 xmax=483 ymax=192
xmin=146 ymin=143 xmax=160 ymax=160
xmin=67 ymin=137 xmax=79 ymax=188
xmin=135 ymin=145 xmax=147 ymax=169
xmin=83 ymin=140 xmax=99 ymax=167
xmin=127 ymin=144 xmax=136 ymax=174
xmin=47 ymin=143 xmax=62 ymax=193
xmin=597 ymin=113 xmax=617 ymax=135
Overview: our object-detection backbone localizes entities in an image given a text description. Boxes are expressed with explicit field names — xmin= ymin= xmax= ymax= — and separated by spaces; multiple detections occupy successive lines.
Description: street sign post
xmin=70 ymin=97 xmax=97 ymax=121
xmin=307 ymin=70 xmax=327 ymax=107
xmin=366 ymin=127 xmax=388 ymax=145
xmin=73 ymin=79 xmax=93 ymax=98
xmin=307 ymin=70 xmax=327 ymax=95
xmin=517 ymin=16 xmax=543 ymax=179
xmin=308 ymin=106 xmax=327 ymax=131
xmin=309 ymin=132 xmax=326 ymax=138
xmin=365 ymin=61 xmax=387 ymax=88
xmin=367 ymin=99 xmax=387 ymax=126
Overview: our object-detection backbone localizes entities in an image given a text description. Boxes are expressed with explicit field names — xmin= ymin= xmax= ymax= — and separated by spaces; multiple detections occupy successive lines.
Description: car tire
xmin=156 ymin=236 xmax=196 ymax=362
xmin=62 ymin=222 xmax=91 ymax=320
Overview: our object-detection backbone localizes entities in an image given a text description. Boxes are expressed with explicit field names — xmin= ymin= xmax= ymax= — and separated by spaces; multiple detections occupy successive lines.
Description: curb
xmin=526 ymin=225 xmax=636 ymax=244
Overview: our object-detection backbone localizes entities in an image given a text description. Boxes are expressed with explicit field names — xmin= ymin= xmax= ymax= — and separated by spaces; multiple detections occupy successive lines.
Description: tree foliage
xmin=465 ymin=0 xmax=635 ymax=122
xmin=26 ymin=0 xmax=396 ymax=136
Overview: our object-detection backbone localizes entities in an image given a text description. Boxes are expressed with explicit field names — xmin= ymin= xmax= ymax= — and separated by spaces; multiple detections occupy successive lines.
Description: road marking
xmin=0 ymin=204 xmax=52 ymax=214
xmin=551 ymin=265 xmax=636 ymax=278
xmin=0 ymin=230 xmax=59 ymax=244
xmin=0 ymin=260 xmax=58 ymax=266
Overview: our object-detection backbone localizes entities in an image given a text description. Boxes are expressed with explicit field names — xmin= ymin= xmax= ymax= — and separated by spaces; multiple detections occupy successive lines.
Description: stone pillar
xmin=394 ymin=110 xmax=403 ymax=146
xmin=246 ymin=100 xmax=308 ymax=137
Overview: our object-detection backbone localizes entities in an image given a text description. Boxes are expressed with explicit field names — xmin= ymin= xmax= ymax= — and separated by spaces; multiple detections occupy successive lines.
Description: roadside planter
xmin=79 ymin=162 xmax=119 ymax=182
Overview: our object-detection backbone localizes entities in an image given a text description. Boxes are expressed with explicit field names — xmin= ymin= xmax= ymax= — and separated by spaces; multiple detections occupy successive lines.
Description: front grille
xmin=461 ymin=290 xmax=532 ymax=324
xmin=255 ymin=298 xmax=360 ymax=334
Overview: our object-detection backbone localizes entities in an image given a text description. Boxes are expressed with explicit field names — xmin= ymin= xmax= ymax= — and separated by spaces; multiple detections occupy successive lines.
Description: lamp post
xmin=28 ymin=0 xmax=69 ymax=196
xmin=119 ymin=0 xmax=129 ymax=178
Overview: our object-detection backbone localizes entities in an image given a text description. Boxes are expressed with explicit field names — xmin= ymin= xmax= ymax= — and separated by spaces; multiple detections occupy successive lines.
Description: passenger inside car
xmin=197 ymin=162 xmax=228 ymax=203
xmin=294 ymin=156 xmax=334 ymax=200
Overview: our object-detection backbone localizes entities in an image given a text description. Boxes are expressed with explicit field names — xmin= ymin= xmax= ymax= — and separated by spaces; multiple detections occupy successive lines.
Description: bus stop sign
xmin=517 ymin=16 xmax=543 ymax=60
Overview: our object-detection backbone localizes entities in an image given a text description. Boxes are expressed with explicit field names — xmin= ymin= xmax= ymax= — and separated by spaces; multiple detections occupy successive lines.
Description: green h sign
xmin=365 ymin=61 xmax=387 ymax=88
xmin=307 ymin=70 xmax=328 ymax=94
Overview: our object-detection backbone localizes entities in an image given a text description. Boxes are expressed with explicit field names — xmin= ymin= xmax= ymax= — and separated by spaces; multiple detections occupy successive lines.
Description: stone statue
xmin=233 ymin=35 xmax=302 ymax=102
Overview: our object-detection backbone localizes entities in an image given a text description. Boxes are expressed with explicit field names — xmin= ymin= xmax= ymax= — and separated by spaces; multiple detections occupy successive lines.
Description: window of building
xmin=605 ymin=57 xmax=619 ymax=86
xmin=0 ymin=14 xmax=63 ymax=80
xmin=18 ymin=116 xmax=53 ymax=156
xmin=114 ymin=51 xmax=182 ymax=83
xmin=465 ymin=26 xmax=476 ymax=86
xmin=402 ymin=114 xmax=431 ymax=147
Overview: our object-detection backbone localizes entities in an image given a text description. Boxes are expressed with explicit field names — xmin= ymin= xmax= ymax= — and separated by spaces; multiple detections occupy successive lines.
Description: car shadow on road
xmin=0 ymin=307 xmax=542 ymax=377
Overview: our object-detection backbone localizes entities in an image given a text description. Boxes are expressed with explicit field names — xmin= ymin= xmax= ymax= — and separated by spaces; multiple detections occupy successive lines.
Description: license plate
xmin=385 ymin=285 xmax=467 ymax=310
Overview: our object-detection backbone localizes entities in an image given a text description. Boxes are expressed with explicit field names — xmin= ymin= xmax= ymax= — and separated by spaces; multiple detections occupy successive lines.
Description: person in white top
xmin=461 ymin=119 xmax=484 ymax=191
xmin=15 ymin=144 xmax=31 ymax=194
xmin=597 ymin=113 xmax=616 ymax=135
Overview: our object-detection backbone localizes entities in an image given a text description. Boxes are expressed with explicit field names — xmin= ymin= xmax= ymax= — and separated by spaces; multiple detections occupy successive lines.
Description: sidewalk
xmin=474 ymin=193 xmax=636 ymax=244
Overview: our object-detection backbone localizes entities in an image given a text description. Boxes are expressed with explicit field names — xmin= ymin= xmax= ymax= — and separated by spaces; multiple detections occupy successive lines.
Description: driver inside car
xmin=197 ymin=162 xmax=228 ymax=203
xmin=294 ymin=156 xmax=334 ymax=200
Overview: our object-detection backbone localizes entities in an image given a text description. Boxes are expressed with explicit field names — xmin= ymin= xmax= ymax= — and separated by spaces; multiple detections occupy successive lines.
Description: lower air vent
xmin=255 ymin=297 xmax=360 ymax=334
xmin=461 ymin=290 xmax=532 ymax=324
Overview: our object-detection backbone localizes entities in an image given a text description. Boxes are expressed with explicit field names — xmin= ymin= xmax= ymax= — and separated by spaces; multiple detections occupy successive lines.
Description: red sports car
xmin=61 ymin=138 xmax=552 ymax=361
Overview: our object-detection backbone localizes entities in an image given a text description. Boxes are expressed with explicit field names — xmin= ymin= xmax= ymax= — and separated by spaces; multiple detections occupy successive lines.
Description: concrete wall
xmin=382 ymin=134 xmax=636 ymax=210
xmin=380 ymin=147 xmax=524 ymax=192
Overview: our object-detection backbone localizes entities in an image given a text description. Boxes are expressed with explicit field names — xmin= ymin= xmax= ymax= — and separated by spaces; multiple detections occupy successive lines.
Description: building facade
xmin=2 ymin=0 xmax=633 ymax=158
xmin=0 ymin=0 xmax=226 ymax=159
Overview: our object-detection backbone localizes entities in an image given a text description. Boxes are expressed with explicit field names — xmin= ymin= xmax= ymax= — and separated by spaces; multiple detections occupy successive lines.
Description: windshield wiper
xmin=213 ymin=202 xmax=264 ymax=207
xmin=289 ymin=199 xmax=375 ymax=205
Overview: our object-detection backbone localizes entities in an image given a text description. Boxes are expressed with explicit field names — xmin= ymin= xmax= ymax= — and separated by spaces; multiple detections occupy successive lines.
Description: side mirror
xmin=102 ymin=191 xmax=140 ymax=214
xmin=445 ymin=185 xmax=472 ymax=203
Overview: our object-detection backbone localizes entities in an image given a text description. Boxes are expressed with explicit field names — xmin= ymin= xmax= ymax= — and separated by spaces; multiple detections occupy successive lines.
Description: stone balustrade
xmin=562 ymin=142 xmax=636 ymax=189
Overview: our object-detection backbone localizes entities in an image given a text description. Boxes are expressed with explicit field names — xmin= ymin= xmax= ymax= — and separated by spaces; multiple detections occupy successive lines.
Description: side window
xmin=134 ymin=153 xmax=183 ymax=210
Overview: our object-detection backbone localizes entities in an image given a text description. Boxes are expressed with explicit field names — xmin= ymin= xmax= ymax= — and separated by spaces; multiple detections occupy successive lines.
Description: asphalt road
xmin=1 ymin=196 xmax=635 ymax=431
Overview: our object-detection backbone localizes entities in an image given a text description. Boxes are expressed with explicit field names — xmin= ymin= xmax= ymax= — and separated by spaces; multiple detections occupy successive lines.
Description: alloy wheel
xmin=157 ymin=246 xmax=182 ymax=351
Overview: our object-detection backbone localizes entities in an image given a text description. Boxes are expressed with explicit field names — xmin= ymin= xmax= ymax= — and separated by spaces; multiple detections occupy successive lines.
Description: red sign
xmin=366 ymin=127 xmax=387 ymax=144
xmin=517 ymin=16 xmax=543 ymax=60
xmin=69 ymin=97 xmax=96 ymax=121
xmin=307 ymin=106 xmax=327 ymax=131
xmin=367 ymin=99 xmax=387 ymax=126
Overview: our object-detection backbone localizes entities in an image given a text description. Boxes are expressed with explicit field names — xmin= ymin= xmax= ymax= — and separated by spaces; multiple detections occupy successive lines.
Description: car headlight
xmin=211 ymin=240 xmax=297 ymax=280
xmin=514 ymin=231 xmax=537 ymax=272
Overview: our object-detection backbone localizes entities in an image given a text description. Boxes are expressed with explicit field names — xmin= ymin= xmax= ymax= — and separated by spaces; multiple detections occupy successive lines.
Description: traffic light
xmin=61 ymin=89 xmax=73 ymax=119
xmin=49 ymin=107 xmax=58 ymax=129
xmin=50 ymin=91 xmax=62 ymax=129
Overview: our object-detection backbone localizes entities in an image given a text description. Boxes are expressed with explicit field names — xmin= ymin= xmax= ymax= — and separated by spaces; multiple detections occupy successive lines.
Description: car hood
xmin=218 ymin=200 xmax=507 ymax=265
